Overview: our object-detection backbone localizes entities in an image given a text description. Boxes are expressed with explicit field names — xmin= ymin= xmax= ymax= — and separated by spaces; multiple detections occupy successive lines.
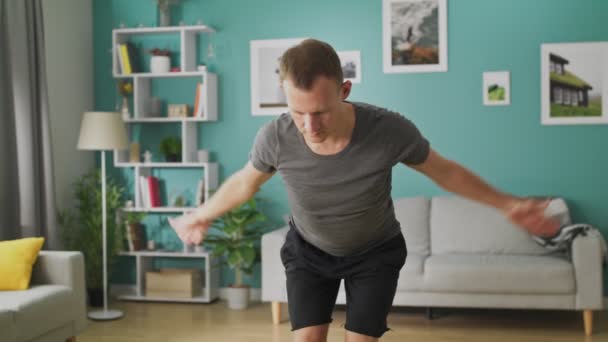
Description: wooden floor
xmin=79 ymin=300 xmax=608 ymax=341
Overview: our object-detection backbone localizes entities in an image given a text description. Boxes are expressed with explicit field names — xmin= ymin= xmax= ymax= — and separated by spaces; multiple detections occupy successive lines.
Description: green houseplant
xmin=57 ymin=168 xmax=125 ymax=307
xmin=159 ymin=136 xmax=181 ymax=162
xmin=204 ymin=198 xmax=266 ymax=309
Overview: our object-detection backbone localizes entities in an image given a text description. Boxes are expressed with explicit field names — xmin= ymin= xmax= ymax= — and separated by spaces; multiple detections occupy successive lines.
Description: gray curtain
xmin=0 ymin=0 xmax=60 ymax=249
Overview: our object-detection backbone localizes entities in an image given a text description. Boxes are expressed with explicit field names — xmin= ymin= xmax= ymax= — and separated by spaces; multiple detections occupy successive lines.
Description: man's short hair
xmin=279 ymin=39 xmax=343 ymax=90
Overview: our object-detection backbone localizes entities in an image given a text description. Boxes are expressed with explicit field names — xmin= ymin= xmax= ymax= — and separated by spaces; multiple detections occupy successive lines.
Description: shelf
xmin=122 ymin=207 xmax=197 ymax=213
xmin=113 ymin=24 xmax=215 ymax=35
xmin=119 ymin=250 xmax=211 ymax=258
xmin=116 ymin=250 xmax=220 ymax=303
xmin=114 ymin=71 xmax=212 ymax=79
xmin=124 ymin=117 xmax=215 ymax=123
xmin=114 ymin=162 xmax=213 ymax=168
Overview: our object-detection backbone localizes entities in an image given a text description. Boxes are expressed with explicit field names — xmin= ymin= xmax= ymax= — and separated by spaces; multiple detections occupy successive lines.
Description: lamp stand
xmin=88 ymin=150 xmax=124 ymax=321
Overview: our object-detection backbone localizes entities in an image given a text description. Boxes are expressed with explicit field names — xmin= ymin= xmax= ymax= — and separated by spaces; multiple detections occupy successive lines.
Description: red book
xmin=147 ymin=176 xmax=161 ymax=207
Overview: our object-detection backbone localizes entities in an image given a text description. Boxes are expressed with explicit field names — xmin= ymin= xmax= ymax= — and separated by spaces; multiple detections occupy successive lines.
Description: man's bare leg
xmin=345 ymin=330 xmax=378 ymax=342
xmin=294 ymin=323 xmax=330 ymax=342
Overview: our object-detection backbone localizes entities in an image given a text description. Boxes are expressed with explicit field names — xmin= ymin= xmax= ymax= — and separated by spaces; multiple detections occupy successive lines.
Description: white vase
xmin=121 ymin=97 xmax=130 ymax=120
xmin=150 ymin=56 xmax=170 ymax=74
xmin=226 ymin=287 xmax=250 ymax=310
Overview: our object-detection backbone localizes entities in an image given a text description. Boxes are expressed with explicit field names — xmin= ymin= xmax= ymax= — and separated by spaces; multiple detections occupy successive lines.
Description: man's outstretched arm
xmin=169 ymin=161 xmax=275 ymax=244
xmin=405 ymin=148 xmax=559 ymax=236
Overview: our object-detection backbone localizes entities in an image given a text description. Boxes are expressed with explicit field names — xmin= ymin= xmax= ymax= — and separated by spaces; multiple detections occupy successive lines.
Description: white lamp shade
xmin=77 ymin=111 xmax=128 ymax=150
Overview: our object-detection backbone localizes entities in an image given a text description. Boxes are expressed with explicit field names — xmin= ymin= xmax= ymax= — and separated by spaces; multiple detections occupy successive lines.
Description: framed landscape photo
xmin=383 ymin=0 xmax=448 ymax=73
xmin=337 ymin=50 xmax=362 ymax=84
xmin=250 ymin=38 xmax=305 ymax=116
xmin=483 ymin=71 xmax=510 ymax=106
xmin=541 ymin=42 xmax=608 ymax=125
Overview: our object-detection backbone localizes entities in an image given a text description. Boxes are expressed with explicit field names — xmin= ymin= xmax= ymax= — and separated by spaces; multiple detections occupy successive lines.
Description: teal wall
xmin=94 ymin=0 xmax=608 ymax=289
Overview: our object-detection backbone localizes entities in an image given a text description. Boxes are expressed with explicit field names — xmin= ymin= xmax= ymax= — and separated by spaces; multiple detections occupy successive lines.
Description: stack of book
xmin=116 ymin=42 xmax=140 ymax=75
xmin=139 ymin=176 xmax=161 ymax=208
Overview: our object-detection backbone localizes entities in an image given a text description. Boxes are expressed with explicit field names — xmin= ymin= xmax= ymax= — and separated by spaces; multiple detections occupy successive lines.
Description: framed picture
xmin=250 ymin=38 xmax=306 ymax=116
xmin=541 ymin=42 xmax=608 ymax=125
xmin=383 ymin=0 xmax=448 ymax=73
xmin=337 ymin=50 xmax=361 ymax=84
xmin=483 ymin=71 xmax=510 ymax=106
xmin=168 ymin=104 xmax=189 ymax=117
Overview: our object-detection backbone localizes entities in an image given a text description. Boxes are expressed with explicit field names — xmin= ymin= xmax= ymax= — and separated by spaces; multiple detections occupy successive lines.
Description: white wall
xmin=43 ymin=0 xmax=94 ymax=209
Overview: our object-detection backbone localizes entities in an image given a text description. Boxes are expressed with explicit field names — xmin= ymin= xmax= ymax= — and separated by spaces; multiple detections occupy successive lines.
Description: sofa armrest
xmin=572 ymin=234 xmax=603 ymax=310
xmin=0 ymin=309 xmax=16 ymax=342
xmin=261 ymin=226 xmax=289 ymax=303
xmin=30 ymin=251 xmax=87 ymax=333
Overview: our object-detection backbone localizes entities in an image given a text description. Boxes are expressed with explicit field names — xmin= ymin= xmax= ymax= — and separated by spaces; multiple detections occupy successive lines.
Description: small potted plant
xmin=159 ymin=136 xmax=182 ymax=162
xmin=148 ymin=47 xmax=171 ymax=73
xmin=204 ymin=199 xmax=266 ymax=310
xmin=124 ymin=211 xmax=146 ymax=251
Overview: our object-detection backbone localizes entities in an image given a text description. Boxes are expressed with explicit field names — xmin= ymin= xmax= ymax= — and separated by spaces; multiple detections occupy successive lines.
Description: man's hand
xmin=503 ymin=198 xmax=560 ymax=237
xmin=168 ymin=212 xmax=212 ymax=245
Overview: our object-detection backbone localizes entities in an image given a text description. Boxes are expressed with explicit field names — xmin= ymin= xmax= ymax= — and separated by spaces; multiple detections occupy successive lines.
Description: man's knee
xmin=294 ymin=323 xmax=330 ymax=342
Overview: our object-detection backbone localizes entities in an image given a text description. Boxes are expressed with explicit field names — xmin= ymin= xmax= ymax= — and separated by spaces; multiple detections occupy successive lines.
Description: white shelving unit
xmin=111 ymin=25 xmax=221 ymax=303
xmin=117 ymin=250 xmax=220 ymax=303
xmin=112 ymin=25 xmax=215 ymax=76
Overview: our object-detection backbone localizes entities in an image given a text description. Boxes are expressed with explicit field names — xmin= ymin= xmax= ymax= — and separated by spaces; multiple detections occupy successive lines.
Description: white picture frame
xmin=337 ymin=50 xmax=362 ymax=84
xmin=483 ymin=71 xmax=510 ymax=106
xmin=383 ymin=0 xmax=448 ymax=74
xmin=541 ymin=42 xmax=608 ymax=125
xmin=250 ymin=38 xmax=306 ymax=116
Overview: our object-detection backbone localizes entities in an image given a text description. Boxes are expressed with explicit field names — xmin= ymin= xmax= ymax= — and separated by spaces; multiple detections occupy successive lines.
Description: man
xmin=169 ymin=39 xmax=559 ymax=342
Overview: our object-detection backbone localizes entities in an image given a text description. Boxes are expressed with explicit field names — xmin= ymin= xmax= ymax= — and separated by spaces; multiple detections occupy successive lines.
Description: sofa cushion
xmin=394 ymin=197 xmax=431 ymax=255
xmin=0 ymin=309 xmax=16 ymax=342
xmin=430 ymin=196 xmax=551 ymax=255
xmin=396 ymin=253 xmax=427 ymax=291
xmin=0 ymin=237 xmax=45 ymax=290
xmin=424 ymin=254 xmax=575 ymax=294
xmin=0 ymin=285 xmax=74 ymax=341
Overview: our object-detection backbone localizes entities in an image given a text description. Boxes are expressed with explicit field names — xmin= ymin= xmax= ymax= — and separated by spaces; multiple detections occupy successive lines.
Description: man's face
xmin=283 ymin=76 xmax=351 ymax=143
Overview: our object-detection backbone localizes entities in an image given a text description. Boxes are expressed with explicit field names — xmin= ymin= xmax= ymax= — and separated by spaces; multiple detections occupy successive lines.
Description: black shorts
xmin=280 ymin=226 xmax=407 ymax=338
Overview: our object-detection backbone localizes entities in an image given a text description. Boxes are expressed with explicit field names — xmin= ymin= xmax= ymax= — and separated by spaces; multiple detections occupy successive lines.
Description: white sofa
xmin=0 ymin=251 xmax=87 ymax=342
xmin=261 ymin=196 xmax=604 ymax=335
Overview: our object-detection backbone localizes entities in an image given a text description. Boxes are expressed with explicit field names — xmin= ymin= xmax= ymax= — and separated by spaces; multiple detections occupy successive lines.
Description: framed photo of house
xmin=382 ymin=0 xmax=448 ymax=73
xmin=541 ymin=42 xmax=608 ymax=125
xmin=337 ymin=51 xmax=361 ymax=84
xmin=250 ymin=38 xmax=306 ymax=116
xmin=483 ymin=71 xmax=510 ymax=106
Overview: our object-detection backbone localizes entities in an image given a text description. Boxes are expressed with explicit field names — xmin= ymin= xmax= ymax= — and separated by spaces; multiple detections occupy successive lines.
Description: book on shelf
xmin=115 ymin=43 xmax=123 ymax=74
xmin=117 ymin=42 xmax=140 ymax=75
xmin=139 ymin=176 xmax=151 ymax=208
xmin=140 ymin=176 xmax=162 ymax=208
xmin=193 ymin=83 xmax=205 ymax=118
xmin=147 ymin=176 xmax=161 ymax=207
xmin=119 ymin=44 xmax=132 ymax=75
xmin=195 ymin=178 xmax=205 ymax=206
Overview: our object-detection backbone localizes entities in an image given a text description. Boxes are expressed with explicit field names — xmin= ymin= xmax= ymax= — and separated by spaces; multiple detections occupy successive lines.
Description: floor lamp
xmin=77 ymin=111 xmax=128 ymax=321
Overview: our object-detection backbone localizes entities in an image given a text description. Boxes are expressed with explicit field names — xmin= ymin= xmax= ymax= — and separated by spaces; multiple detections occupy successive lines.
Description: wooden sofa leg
xmin=272 ymin=301 xmax=281 ymax=325
xmin=66 ymin=337 xmax=76 ymax=342
xmin=584 ymin=310 xmax=593 ymax=336
xmin=426 ymin=307 xmax=436 ymax=320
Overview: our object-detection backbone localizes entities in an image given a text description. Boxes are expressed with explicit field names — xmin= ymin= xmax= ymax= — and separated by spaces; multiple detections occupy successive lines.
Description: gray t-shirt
xmin=249 ymin=102 xmax=430 ymax=256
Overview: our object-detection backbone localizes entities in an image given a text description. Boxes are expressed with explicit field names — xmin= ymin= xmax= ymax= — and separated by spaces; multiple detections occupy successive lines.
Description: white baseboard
xmin=110 ymin=284 xmax=261 ymax=302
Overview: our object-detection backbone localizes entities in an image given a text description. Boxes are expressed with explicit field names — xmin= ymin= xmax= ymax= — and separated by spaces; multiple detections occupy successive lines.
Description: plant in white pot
xmin=148 ymin=47 xmax=171 ymax=74
xmin=204 ymin=198 xmax=266 ymax=310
